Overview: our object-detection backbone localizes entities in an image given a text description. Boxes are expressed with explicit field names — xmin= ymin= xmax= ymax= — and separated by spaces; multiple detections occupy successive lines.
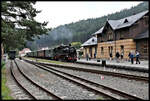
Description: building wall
xmin=129 ymin=15 xmax=149 ymax=38
xmin=97 ymin=39 xmax=136 ymax=59
xmin=83 ymin=46 xmax=97 ymax=58
xmin=136 ymin=39 xmax=148 ymax=60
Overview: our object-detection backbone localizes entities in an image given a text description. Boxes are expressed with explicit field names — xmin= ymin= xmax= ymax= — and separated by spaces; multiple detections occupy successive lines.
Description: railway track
xmin=26 ymin=60 xmax=144 ymax=100
xmin=10 ymin=60 xmax=62 ymax=100
xmin=24 ymin=59 xmax=148 ymax=82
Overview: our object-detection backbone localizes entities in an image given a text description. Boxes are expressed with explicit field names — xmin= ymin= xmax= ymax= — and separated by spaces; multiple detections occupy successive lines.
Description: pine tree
xmin=1 ymin=1 xmax=50 ymax=53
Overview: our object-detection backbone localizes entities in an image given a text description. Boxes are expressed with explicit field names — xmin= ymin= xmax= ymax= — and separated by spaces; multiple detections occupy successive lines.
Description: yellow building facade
xmin=83 ymin=46 xmax=97 ymax=58
xmin=97 ymin=39 xmax=136 ymax=59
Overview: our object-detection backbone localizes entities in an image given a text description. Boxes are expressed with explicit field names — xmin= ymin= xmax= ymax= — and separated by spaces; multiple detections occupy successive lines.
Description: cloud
xmin=34 ymin=1 xmax=142 ymax=28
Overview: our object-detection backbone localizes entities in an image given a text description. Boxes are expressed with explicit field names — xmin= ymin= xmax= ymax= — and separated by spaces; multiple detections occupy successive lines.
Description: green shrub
xmin=1 ymin=60 xmax=5 ymax=69
xmin=1 ymin=63 xmax=13 ymax=99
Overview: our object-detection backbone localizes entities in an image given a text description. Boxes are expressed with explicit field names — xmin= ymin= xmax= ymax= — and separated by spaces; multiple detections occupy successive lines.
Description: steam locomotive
xmin=26 ymin=44 xmax=77 ymax=62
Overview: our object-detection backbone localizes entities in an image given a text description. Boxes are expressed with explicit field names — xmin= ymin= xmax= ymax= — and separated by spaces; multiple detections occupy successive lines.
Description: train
xmin=26 ymin=44 xmax=77 ymax=62
xmin=8 ymin=50 xmax=16 ymax=60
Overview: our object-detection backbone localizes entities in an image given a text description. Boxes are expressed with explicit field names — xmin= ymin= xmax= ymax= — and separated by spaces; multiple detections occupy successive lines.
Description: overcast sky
xmin=34 ymin=1 xmax=143 ymax=28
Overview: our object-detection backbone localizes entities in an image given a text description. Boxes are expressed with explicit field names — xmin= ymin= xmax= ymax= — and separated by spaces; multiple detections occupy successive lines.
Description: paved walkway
xmin=77 ymin=58 xmax=149 ymax=72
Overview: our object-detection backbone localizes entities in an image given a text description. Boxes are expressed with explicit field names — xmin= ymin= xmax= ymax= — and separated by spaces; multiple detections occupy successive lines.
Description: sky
xmin=34 ymin=1 xmax=143 ymax=28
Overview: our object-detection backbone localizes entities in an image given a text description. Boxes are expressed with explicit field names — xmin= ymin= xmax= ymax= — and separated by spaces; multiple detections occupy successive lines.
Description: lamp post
xmin=114 ymin=30 xmax=116 ymax=60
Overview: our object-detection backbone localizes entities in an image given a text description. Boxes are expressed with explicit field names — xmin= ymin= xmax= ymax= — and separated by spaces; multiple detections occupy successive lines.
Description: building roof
xmin=108 ymin=10 xmax=148 ymax=30
xmin=134 ymin=30 xmax=149 ymax=40
xmin=19 ymin=48 xmax=31 ymax=55
xmin=93 ymin=10 xmax=148 ymax=35
xmin=92 ymin=26 xmax=104 ymax=35
xmin=81 ymin=36 xmax=97 ymax=47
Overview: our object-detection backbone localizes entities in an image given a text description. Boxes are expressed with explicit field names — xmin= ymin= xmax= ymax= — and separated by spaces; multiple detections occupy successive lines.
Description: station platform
xmin=77 ymin=58 xmax=149 ymax=73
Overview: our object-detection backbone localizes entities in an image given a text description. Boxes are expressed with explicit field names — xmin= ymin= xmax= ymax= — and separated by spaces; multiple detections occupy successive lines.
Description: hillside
xmin=26 ymin=2 xmax=148 ymax=50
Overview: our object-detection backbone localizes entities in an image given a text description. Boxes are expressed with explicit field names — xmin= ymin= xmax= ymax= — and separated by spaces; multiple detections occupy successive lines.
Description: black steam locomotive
xmin=26 ymin=44 xmax=77 ymax=62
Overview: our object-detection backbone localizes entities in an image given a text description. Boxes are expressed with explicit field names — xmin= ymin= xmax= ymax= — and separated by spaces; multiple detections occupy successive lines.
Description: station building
xmin=81 ymin=36 xmax=97 ymax=59
xmin=82 ymin=10 xmax=149 ymax=60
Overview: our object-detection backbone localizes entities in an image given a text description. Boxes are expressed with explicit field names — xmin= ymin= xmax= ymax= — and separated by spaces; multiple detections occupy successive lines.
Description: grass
xmin=97 ymin=96 xmax=104 ymax=100
xmin=23 ymin=57 xmax=65 ymax=65
xmin=1 ymin=60 xmax=13 ymax=100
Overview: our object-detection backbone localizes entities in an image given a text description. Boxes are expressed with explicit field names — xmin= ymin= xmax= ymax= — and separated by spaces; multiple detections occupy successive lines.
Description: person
xmin=130 ymin=51 xmax=134 ymax=64
xmin=121 ymin=52 xmax=124 ymax=61
xmin=135 ymin=50 xmax=140 ymax=64
xmin=115 ymin=52 xmax=120 ymax=63
xmin=128 ymin=52 xmax=131 ymax=62
xmin=89 ymin=54 xmax=91 ymax=61
xmin=94 ymin=53 xmax=96 ymax=59
xmin=109 ymin=52 xmax=112 ymax=60
xmin=86 ymin=53 xmax=89 ymax=61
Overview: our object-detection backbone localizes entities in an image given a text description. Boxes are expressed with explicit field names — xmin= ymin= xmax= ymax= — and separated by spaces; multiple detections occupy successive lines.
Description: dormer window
xmin=92 ymin=39 xmax=94 ymax=42
xmin=124 ymin=19 xmax=128 ymax=23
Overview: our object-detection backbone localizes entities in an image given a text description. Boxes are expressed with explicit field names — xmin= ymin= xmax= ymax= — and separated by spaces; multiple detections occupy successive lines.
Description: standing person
xmin=94 ymin=53 xmax=96 ymax=59
xmin=128 ymin=52 xmax=131 ymax=62
xmin=115 ymin=52 xmax=120 ymax=63
xmin=130 ymin=51 xmax=134 ymax=64
xmin=89 ymin=54 xmax=91 ymax=61
xmin=86 ymin=53 xmax=89 ymax=61
xmin=109 ymin=52 xmax=112 ymax=61
xmin=121 ymin=52 xmax=124 ymax=62
xmin=135 ymin=50 xmax=140 ymax=64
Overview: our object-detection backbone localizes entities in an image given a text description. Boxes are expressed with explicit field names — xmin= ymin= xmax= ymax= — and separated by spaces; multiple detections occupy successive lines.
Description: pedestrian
xmin=109 ymin=52 xmax=112 ymax=61
xmin=115 ymin=52 xmax=120 ymax=63
xmin=128 ymin=52 xmax=131 ymax=62
xmin=121 ymin=52 xmax=124 ymax=61
xmin=86 ymin=53 xmax=89 ymax=61
xmin=130 ymin=51 xmax=134 ymax=64
xmin=89 ymin=54 xmax=91 ymax=61
xmin=135 ymin=50 xmax=140 ymax=64
xmin=94 ymin=53 xmax=96 ymax=59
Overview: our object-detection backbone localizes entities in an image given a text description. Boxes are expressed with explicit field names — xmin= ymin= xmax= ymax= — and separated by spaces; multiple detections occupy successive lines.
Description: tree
xmin=1 ymin=1 xmax=50 ymax=54
xmin=26 ymin=2 xmax=148 ymax=50
xmin=71 ymin=42 xmax=81 ymax=49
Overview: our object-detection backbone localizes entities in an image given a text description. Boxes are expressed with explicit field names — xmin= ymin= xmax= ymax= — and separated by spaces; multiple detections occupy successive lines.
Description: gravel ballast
xmin=15 ymin=59 xmax=105 ymax=100
xmin=46 ymin=65 xmax=149 ymax=100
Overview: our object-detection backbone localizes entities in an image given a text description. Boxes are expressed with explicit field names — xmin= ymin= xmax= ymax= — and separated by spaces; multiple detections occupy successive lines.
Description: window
xmin=109 ymin=46 xmax=113 ymax=53
xmin=89 ymin=47 xmax=92 ymax=57
xmin=144 ymin=16 xmax=148 ymax=25
xmin=101 ymin=47 xmax=104 ymax=55
xmin=108 ymin=32 xmax=113 ymax=41
xmin=92 ymin=38 xmax=95 ymax=42
xmin=124 ymin=19 xmax=128 ymax=23
xmin=143 ymin=45 xmax=148 ymax=53
xmin=95 ymin=47 xmax=97 ymax=54
xmin=85 ymin=48 xmax=87 ymax=54
xmin=120 ymin=33 xmax=124 ymax=40
xmin=120 ymin=45 xmax=124 ymax=54
xmin=99 ymin=36 xmax=103 ymax=42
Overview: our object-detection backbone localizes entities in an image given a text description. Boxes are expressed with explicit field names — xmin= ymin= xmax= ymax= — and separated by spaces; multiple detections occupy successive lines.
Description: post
xmin=114 ymin=31 xmax=116 ymax=60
